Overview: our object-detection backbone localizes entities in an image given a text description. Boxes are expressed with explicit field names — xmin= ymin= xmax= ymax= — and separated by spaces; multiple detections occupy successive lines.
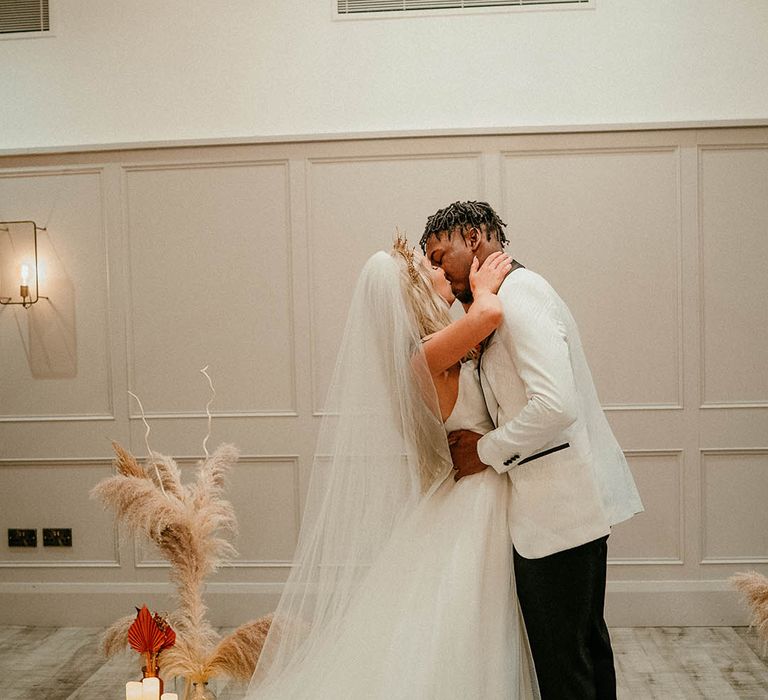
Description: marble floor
xmin=2 ymin=625 xmax=768 ymax=699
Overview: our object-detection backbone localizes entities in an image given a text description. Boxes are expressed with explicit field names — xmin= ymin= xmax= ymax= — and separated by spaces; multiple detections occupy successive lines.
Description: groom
xmin=421 ymin=201 xmax=643 ymax=699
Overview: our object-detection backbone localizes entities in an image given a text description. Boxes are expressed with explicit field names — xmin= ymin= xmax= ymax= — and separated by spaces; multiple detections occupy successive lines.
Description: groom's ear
xmin=466 ymin=226 xmax=482 ymax=251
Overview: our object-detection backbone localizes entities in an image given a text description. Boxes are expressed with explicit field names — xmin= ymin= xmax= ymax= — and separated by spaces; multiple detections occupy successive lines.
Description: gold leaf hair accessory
xmin=392 ymin=229 xmax=420 ymax=284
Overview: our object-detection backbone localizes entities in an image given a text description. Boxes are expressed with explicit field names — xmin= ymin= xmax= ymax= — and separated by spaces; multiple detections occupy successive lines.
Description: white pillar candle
xmin=126 ymin=681 xmax=143 ymax=700
xmin=160 ymin=694 xmax=179 ymax=700
xmin=141 ymin=676 xmax=161 ymax=700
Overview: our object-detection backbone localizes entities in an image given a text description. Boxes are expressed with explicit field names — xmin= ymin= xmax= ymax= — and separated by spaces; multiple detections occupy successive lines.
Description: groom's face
xmin=425 ymin=230 xmax=475 ymax=304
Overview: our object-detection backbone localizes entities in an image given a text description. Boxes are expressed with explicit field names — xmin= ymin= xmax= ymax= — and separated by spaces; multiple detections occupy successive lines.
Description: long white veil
xmin=247 ymin=251 xmax=453 ymax=696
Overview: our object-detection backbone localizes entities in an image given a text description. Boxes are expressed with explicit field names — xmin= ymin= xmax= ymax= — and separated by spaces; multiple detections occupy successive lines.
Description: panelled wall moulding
xmin=121 ymin=160 xmax=298 ymax=419
xmin=0 ymin=166 xmax=115 ymax=422
xmin=1 ymin=126 xmax=766 ymax=627
xmin=700 ymin=448 xmax=768 ymax=565
xmin=501 ymin=146 xmax=683 ymax=411
xmin=134 ymin=455 xmax=301 ymax=569
xmin=608 ymin=450 xmax=685 ymax=566
xmin=306 ymin=152 xmax=485 ymax=414
xmin=0 ymin=458 xmax=120 ymax=568
xmin=697 ymin=144 xmax=768 ymax=409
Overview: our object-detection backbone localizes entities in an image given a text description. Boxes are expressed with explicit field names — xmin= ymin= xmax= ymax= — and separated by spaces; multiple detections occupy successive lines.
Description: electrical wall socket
xmin=43 ymin=528 xmax=72 ymax=547
xmin=8 ymin=528 xmax=37 ymax=547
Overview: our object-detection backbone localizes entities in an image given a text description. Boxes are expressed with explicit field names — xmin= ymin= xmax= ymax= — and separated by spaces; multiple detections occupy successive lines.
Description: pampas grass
xmin=92 ymin=441 xmax=272 ymax=692
xmin=103 ymin=613 xmax=135 ymax=658
xmin=208 ymin=614 xmax=274 ymax=682
xmin=731 ymin=571 xmax=768 ymax=642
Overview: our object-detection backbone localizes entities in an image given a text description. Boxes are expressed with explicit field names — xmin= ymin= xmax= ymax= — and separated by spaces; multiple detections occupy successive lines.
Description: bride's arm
xmin=422 ymin=253 xmax=511 ymax=375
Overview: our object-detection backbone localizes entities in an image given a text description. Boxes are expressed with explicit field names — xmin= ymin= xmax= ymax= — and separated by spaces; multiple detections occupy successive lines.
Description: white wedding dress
xmin=252 ymin=360 xmax=537 ymax=699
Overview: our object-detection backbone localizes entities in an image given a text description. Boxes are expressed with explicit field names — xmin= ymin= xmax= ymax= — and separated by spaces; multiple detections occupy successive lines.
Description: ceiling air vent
xmin=0 ymin=0 xmax=50 ymax=36
xmin=337 ymin=0 xmax=591 ymax=15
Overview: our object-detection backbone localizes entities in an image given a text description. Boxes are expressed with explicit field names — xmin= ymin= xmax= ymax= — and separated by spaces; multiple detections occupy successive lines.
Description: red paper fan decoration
xmin=154 ymin=611 xmax=176 ymax=650
xmin=162 ymin=623 xmax=176 ymax=649
xmin=128 ymin=605 xmax=166 ymax=654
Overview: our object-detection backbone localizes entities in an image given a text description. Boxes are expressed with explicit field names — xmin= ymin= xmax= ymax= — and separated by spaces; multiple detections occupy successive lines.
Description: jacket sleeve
xmin=477 ymin=278 xmax=578 ymax=474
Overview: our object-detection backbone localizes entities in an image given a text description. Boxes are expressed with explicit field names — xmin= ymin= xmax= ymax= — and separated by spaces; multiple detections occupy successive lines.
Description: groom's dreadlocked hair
xmin=419 ymin=201 xmax=508 ymax=252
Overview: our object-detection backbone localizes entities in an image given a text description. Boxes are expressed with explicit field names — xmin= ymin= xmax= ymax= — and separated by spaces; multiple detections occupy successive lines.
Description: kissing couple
xmin=246 ymin=201 xmax=643 ymax=699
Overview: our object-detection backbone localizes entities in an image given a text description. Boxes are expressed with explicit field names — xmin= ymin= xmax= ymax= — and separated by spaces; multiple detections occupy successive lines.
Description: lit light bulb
xmin=20 ymin=264 xmax=29 ymax=285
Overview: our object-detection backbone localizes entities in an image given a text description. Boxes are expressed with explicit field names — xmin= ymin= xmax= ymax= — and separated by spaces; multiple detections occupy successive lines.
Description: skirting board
xmin=0 ymin=582 xmax=282 ymax=627
xmin=604 ymin=581 xmax=751 ymax=627
xmin=0 ymin=581 xmax=751 ymax=628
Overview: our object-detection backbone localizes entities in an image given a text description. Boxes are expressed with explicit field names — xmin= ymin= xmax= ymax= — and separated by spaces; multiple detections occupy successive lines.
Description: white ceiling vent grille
xmin=337 ymin=0 xmax=591 ymax=15
xmin=0 ymin=1 xmax=50 ymax=35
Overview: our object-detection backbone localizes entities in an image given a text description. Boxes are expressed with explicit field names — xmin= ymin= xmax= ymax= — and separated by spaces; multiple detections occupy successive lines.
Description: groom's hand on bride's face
xmin=447 ymin=430 xmax=489 ymax=482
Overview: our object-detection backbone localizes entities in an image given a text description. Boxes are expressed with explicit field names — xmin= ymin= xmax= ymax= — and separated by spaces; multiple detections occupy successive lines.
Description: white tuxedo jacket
xmin=476 ymin=268 xmax=643 ymax=559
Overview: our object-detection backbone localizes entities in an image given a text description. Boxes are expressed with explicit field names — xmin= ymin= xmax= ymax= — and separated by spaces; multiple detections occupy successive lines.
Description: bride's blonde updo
xmin=390 ymin=233 xmax=453 ymax=340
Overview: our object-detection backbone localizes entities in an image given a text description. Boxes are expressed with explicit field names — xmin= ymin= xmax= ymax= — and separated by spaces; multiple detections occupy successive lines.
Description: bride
xmin=246 ymin=237 xmax=538 ymax=699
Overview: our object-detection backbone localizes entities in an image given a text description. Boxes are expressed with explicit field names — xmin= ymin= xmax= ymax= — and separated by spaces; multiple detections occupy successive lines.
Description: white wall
xmin=1 ymin=125 xmax=767 ymax=626
xmin=1 ymin=1 xmax=767 ymax=150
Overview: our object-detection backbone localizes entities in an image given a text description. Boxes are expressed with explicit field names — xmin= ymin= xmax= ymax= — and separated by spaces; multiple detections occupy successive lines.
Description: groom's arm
xmin=476 ymin=278 xmax=578 ymax=474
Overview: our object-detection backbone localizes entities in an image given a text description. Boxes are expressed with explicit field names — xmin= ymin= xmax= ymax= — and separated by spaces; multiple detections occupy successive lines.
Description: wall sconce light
xmin=0 ymin=221 xmax=49 ymax=309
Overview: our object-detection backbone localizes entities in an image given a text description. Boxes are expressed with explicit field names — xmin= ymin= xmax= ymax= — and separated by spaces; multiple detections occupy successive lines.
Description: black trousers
xmin=514 ymin=535 xmax=615 ymax=700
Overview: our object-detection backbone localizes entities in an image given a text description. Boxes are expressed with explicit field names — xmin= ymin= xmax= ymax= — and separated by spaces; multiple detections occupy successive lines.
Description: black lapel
xmin=477 ymin=331 xmax=497 ymax=426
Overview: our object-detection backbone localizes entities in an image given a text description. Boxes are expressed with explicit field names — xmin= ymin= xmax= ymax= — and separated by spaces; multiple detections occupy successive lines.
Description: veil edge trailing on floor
xmin=246 ymin=251 xmax=454 ymax=696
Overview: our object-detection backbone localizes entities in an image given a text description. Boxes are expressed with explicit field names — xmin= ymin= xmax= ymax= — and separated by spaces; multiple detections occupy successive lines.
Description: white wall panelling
xmin=700 ymin=449 xmax=768 ymax=565
xmin=135 ymin=455 xmax=300 ymax=569
xmin=0 ymin=459 xmax=120 ymax=568
xmin=608 ymin=451 xmax=684 ymax=565
xmin=698 ymin=145 xmax=768 ymax=408
xmin=1 ymin=125 xmax=767 ymax=626
xmin=307 ymin=153 xmax=484 ymax=413
xmin=0 ymin=167 xmax=114 ymax=421
xmin=123 ymin=160 xmax=297 ymax=418
xmin=501 ymin=146 xmax=683 ymax=410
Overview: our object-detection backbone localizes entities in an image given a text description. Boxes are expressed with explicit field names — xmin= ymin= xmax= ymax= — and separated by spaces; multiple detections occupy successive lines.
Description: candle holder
xmin=142 ymin=665 xmax=164 ymax=695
